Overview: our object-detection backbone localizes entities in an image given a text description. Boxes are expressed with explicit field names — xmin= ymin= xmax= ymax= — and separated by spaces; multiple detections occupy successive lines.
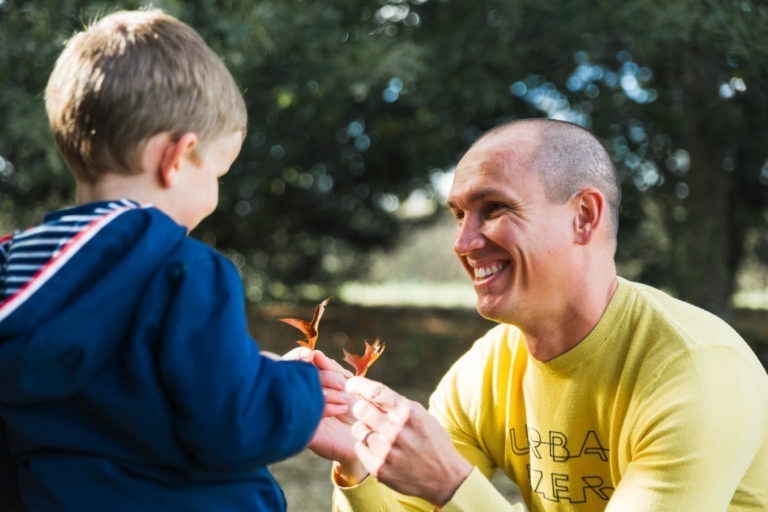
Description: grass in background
xmin=733 ymin=289 xmax=768 ymax=310
xmin=339 ymin=281 xmax=476 ymax=308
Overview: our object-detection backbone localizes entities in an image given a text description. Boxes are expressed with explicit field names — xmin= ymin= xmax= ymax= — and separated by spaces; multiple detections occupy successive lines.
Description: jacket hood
xmin=0 ymin=207 xmax=186 ymax=404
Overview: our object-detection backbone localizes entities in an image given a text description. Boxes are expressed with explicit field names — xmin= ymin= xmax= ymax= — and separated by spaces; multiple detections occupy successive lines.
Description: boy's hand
xmin=283 ymin=347 xmax=363 ymax=477
xmin=281 ymin=346 xmax=312 ymax=362
xmin=282 ymin=348 xmax=353 ymax=418
xmin=294 ymin=349 xmax=365 ymax=479
xmin=261 ymin=350 xmax=282 ymax=361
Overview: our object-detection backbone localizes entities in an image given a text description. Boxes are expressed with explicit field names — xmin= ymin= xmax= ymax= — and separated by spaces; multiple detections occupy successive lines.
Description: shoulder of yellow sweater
xmin=619 ymin=277 xmax=748 ymax=353
xmin=463 ymin=322 xmax=524 ymax=364
xmin=430 ymin=323 xmax=524 ymax=411
xmin=432 ymin=323 xmax=524 ymax=400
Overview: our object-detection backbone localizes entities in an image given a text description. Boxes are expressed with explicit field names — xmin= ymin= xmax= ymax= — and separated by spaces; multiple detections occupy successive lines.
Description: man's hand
xmin=346 ymin=376 xmax=473 ymax=506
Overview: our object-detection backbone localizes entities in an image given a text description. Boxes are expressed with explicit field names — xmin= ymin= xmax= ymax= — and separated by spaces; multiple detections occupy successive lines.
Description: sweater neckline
xmin=529 ymin=277 xmax=634 ymax=374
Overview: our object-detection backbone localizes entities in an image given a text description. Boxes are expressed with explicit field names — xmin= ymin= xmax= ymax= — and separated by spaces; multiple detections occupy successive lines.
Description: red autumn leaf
xmin=280 ymin=296 xmax=332 ymax=350
xmin=343 ymin=338 xmax=386 ymax=377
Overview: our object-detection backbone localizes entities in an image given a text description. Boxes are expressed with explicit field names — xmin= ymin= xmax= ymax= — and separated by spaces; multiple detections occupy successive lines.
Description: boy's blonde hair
xmin=45 ymin=8 xmax=247 ymax=183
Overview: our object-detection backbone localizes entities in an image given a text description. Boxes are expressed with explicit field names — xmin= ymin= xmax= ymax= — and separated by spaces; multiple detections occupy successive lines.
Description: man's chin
xmin=475 ymin=295 xmax=510 ymax=323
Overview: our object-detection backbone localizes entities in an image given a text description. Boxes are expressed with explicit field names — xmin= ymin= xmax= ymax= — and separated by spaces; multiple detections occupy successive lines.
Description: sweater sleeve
xmin=332 ymin=472 xmax=430 ymax=511
xmin=332 ymin=468 xmax=525 ymax=512
xmin=430 ymin=330 xmax=526 ymax=512
xmin=157 ymin=248 xmax=324 ymax=469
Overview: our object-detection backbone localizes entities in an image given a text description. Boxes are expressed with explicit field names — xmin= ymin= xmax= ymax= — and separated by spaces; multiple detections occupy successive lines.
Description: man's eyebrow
xmin=447 ymin=188 xmax=503 ymax=209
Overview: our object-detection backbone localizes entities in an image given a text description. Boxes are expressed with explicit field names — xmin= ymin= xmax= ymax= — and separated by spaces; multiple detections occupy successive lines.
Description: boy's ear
xmin=159 ymin=132 xmax=198 ymax=188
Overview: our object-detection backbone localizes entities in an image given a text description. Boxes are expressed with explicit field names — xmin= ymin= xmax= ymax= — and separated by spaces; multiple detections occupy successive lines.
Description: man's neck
xmin=522 ymin=273 xmax=618 ymax=362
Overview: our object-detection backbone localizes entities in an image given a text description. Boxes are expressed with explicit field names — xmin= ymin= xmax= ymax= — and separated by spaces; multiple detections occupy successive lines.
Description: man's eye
xmin=487 ymin=202 xmax=506 ymax=214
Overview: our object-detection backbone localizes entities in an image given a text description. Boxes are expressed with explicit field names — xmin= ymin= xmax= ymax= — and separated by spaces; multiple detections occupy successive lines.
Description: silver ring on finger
xmin=362 ymin=429 xmax=376 ymax=447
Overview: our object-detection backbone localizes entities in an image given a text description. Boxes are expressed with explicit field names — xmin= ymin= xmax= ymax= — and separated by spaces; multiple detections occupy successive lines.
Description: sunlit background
xmin=2 ymin=2 xmax=768 ymax=510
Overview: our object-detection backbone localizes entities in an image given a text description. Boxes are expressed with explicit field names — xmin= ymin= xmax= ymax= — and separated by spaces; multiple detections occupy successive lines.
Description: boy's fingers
xmin=314 ymin=350 xmax=354 ymax=378
xmin=320 ymin=370 xmax=349 ymax=392
xmin=281 ymin=347 xmax=313 ymax=362
xmin=323 ymin=386 xmax=351 ymax=404
xmin=322 ymin=403 xmax=349 ymax=418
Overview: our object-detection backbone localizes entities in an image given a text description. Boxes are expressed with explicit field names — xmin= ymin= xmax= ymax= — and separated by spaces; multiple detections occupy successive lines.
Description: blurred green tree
xmin=0 ymin=0 xmax=440 ymax=301
xmin=406 ymin=0 xmax=768 ymax=317
xmin=1 ymin=0 xmax=766 ymax=315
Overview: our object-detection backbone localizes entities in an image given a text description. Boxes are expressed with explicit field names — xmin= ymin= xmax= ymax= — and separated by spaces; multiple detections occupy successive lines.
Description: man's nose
xmin=453 ymin=218 xmax=486 ymax=255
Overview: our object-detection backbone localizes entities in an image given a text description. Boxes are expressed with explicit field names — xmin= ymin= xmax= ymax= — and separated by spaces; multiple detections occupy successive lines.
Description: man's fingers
xmin=346 ymin=376 xmax=400 ymax=410
xmin=350 ymin=420 xmax=369 ymax=442
xmin=351 ymin=397 xmax=388 ymax=427
xmin=350 ymin=420 xmax=388 ymax=479
xmin=350 ymin=421 xmax=384 ymax=452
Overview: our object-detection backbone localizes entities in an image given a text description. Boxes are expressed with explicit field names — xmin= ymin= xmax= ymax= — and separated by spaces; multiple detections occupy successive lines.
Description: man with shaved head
xmin=311 ymin=118 xmax=768 ymax=511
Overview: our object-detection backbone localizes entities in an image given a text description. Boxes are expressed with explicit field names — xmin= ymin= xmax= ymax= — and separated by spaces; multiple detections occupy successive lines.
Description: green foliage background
xmin=1 ymin=0 xmax=767 ymax=316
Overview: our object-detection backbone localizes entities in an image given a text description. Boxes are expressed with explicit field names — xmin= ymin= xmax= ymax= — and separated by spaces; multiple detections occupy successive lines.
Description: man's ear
xmin=159 ymin=132 xmax=198 ymax=188
xmin=572 ymin=188 xmax=605 ymax=245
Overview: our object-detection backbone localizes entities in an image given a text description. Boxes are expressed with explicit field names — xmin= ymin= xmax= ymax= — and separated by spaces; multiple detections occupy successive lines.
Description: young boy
xmin=0 ymin=9 xmax=324 ymax=511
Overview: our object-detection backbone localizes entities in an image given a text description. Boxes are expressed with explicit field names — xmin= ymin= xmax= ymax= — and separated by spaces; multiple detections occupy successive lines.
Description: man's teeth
xmin=474 ymin=263 xmax=505 ymax=279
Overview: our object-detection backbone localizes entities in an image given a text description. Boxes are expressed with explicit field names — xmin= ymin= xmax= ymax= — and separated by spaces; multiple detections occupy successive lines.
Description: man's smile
xmin=471 ymin=261 xmax=510 ymax=283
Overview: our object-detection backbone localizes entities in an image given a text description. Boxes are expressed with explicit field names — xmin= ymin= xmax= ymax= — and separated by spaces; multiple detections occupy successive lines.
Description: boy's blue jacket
xmin=0 ymin=205 xmax=324 ymax=511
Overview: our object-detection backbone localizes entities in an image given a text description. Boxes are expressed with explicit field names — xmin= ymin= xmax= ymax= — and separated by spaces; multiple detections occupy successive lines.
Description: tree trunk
xmin=663 ymin=51 xmax=736 ymax=320
xmin=668 ymin=136 xmax=734 ymax=319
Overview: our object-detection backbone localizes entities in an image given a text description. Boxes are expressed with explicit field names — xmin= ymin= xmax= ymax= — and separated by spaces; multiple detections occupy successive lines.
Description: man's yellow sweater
xmin=333 ymin=278 xmax=768 ymax=511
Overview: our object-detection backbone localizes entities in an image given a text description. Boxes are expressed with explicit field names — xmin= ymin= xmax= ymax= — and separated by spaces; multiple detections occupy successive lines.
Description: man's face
xmin=447 ymin=132 xmax=577 ymax=325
